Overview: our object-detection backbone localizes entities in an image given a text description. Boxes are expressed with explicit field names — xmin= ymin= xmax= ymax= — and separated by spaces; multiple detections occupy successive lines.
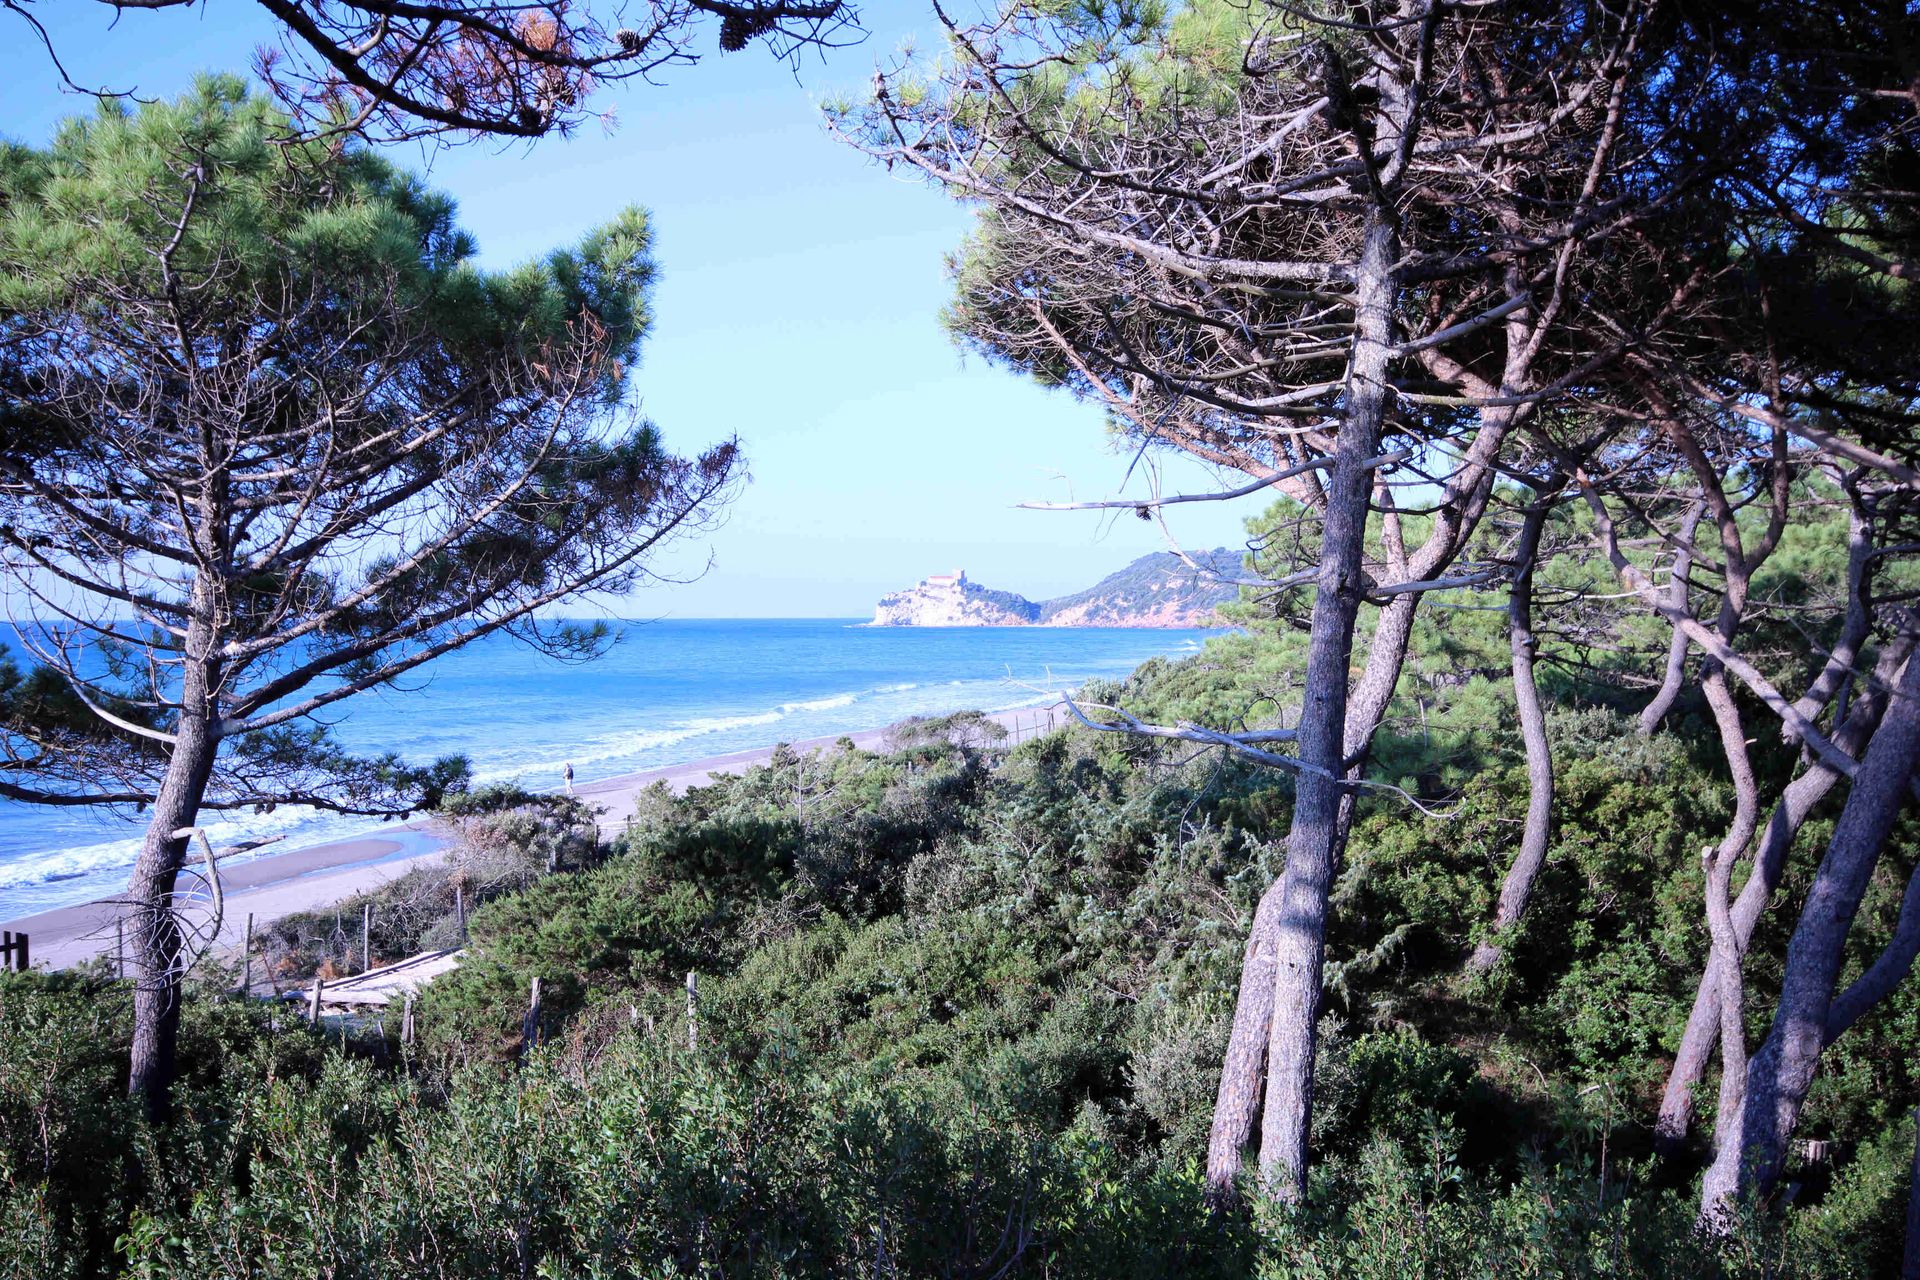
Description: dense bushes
xmin=2 ymin=653 xmax=1916 ymax=1275
xmin=259 ymin=789 xmax=599 ymax=986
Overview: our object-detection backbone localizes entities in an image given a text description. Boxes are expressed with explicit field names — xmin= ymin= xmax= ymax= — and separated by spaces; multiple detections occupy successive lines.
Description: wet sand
xmin=2 ymin=704 xmax=1062 ymax=971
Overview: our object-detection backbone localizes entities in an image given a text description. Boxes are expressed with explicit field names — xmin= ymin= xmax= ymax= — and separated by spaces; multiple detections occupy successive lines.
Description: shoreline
xmin=1 ymin=703 xmax=1063 ymax=972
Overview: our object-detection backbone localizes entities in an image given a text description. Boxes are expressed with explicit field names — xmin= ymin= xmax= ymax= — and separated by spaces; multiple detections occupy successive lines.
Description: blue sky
xmin=1 ymin=3 xmax=1252 ymax=617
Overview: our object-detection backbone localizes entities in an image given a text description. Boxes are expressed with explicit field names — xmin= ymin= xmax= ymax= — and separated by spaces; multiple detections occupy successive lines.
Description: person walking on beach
xmin=563 ymin=762 xmax=575 ymax=795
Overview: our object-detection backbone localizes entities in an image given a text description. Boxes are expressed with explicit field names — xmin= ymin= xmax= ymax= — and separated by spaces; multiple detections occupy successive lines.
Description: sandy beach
xmin=1 ymin=703 xmax=1063 ymax=971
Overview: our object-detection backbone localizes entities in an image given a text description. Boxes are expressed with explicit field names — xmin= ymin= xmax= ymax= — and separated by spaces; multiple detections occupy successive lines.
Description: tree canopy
xmin=0 ymin=77 xmax=741 ymax=1110
xmin=6 ymin=0 xmax=863 ymax=142
xmin=834 ymin=0 xmax=1920 ymax=1218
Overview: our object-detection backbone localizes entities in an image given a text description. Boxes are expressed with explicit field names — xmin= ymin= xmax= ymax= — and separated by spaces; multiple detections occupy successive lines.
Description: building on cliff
xmin=869 ymin=551 xmax=1240 ymax=627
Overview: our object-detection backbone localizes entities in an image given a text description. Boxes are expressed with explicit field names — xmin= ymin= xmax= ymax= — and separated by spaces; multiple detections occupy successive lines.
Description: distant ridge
xmin=869 ymin=550 xmax=1241 ymax=627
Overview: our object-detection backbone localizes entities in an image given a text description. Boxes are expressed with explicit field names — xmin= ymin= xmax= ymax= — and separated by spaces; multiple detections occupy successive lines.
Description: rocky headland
xmin=869 ymin=551 xmax=1240 ymax=627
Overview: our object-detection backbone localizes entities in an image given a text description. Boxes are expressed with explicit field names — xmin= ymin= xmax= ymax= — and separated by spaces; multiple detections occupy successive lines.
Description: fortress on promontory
xmin=869 ymin=552 xmax=1241 ymax=627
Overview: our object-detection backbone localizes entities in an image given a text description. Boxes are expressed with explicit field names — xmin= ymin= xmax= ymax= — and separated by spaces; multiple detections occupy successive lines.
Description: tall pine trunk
xmin=1255 ymin=212 xmax=1397 ymax=1201
xmin=1471 ymin=488 xmax=1556 ymax=971
xmin=1637 ymin=501 xmax=1705 ymax=736
xmin=1654 ymin=635 xmax=1911 ymax=1154
xmin=1702 ymin=652 xmax=1920 ymax=1218
xmin=126 ymin=617 xmax=220 ymax=1120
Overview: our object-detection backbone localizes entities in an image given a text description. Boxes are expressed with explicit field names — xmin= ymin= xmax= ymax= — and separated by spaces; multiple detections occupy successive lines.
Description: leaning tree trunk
xmin=1694 ymin=664 xmax=1764 ymax=1211
xmin=1211 ymin=541 xmax=1425 ymax=1197
xmin=1206 ymin=873 xmax=1286 ymax=1199
xmin=1637 ymin=500 xmax=1705 ymax=736
xmin=126 ymin=633 xmax=220 ymax=1121
xmin=1654 ymin=635 xmax=1912 ymax=1155
xmin=1209 ymin=574 xmax=1420 ymax=1201
xmin=1655 ymin=767 xmax=1836 ymax=1155
xmin=1255 ymin=213 xmax=1397 ymax=1202
xmin=1824 ymin=853 xmax=1920 ymax=1047
xmin=1471 ymin=488 xmax=1557 ymax=972
xmin=1701 ymin=652 xmax=1920 ymax=1220
xmin=1905 ymin=1109 xmax=1920 ymax=1280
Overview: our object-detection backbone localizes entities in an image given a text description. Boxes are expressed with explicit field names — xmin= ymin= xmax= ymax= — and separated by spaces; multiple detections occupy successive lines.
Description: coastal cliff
xmin=870 ymin=569 xmax=1041 ymax=626
xmin=870 ymin=551 xmax=1240 ymax=627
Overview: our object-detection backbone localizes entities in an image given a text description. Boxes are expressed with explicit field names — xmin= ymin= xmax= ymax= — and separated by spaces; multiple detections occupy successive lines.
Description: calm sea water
xmin=0 ymin=619 xmax=1210 ymax=920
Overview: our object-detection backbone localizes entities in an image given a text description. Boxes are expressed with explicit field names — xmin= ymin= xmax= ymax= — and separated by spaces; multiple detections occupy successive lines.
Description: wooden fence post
xmin=685 ymin=970 xmax=699 ymax=1050
xmin=361 ymin=902 xmax=372 ymax=974
xmin=401 ymin=991 xmax=416 ymax=1047
xmin=522 ymin=976 xmax=543 ymax=1056
xmin=454 ymin=885 xmax=468 ymax=944
xmin=307 ymin=976 xmax=324 ymax=1027
xmin=240 ymin=912 xmax=254 ymax=997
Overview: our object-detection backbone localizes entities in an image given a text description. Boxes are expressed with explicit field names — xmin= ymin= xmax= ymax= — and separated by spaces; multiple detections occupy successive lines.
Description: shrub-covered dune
xmin=3 ymin=685 xmax=1913 ymax=1276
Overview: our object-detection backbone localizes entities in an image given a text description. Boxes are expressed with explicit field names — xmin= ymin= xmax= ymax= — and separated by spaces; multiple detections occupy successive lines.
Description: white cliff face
xmin=870 ymin=579 xmax=1035 ymax=626
xmin=869 ymin=552 xmax=1238 ymax=627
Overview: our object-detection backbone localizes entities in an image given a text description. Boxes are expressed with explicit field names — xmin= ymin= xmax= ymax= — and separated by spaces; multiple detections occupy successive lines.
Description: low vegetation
xmin=3 ymin=647 xmax=1913 ymax=1276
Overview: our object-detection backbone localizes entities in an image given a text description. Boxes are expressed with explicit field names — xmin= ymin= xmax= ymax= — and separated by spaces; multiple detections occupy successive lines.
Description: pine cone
xmin=614 ymin=27 xmax=642 ymax=53
xmin=719 ymin=11 xmax=777 ymax=52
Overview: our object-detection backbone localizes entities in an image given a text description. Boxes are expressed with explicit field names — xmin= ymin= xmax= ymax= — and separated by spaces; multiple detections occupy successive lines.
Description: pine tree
xmin=0 ymin=78 xmax=740 ymax=1114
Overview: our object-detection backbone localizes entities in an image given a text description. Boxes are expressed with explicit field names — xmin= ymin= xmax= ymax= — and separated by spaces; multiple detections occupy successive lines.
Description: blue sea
xmin=0 ymin=619 xmax=1212 ymax=920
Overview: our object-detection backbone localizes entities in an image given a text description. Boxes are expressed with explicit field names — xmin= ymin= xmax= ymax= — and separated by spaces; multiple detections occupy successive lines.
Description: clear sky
xmin=1 ymin=4 xmax=1253 ymax=617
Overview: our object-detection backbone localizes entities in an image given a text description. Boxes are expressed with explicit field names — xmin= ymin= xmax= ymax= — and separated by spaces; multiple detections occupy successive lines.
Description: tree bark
xmin=1824 ymin=855 xmax=1920 ymax=1047
xmin=1472 ymin=487 xmax=1558 ymax=972
xmin=1206 ymin=872 xmax=1286 ymax=1200
xmin=126 ymin=629 xmax=220 ymax=1120
xmin=1696 ymin=664 xmax=1763 ymax=1209
xmin=1905 ymin=1109 xmax=1920 ymax=1280
xmin=1702 ymin=652 xmax=1920 ymax=1218
xmin=1256 ymin=212 xmax=1397 ymax=1201
xmin=1638 ymin=500 xmax=1705 ymax=735
xmin=1654 ymin=634 xmax=1913 ymax=1154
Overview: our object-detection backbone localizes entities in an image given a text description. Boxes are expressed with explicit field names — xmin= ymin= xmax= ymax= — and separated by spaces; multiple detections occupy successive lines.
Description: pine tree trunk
xmin=1904 ymin=1109 xmax=1920 ymax=1280
xmin=1471 ymin=489 xmax=1556 ymax=972
xmin=126 ymin=625 xmax=220 ymax=1121
xmin=1654 ymin=636 xmax=1911 ymax=1155
xmin=1702 ymin=653 xmax=1920 ymax=1218
xmin=1637 ymin=501 xmax=1705 ymax=736
xmin=1695 ymin=664 xmax=1761 ymax=1219
xmin=1824 ymin=856 xmax=1920 ymax=1046
xmin=1255 ymin=212 xmax=1396 ymax=1201
xmin=1655 ymin=769 xmax=1835 ymax=1153
xmin=1206 ymin=873 xmax=1285 ymax=1200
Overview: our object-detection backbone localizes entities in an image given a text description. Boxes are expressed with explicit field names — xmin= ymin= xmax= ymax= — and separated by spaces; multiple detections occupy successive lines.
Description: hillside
xmin=870 ymin=550 xmax=1239 ymax=627
xmin=1038 ymin=549 xmax=1242 ymax=626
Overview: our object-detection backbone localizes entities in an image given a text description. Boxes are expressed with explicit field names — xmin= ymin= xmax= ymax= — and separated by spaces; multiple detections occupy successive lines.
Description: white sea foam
xmin=678 ymin=710 xmax=785 ymax=733
xmin=468 ymin=692 xmax=876 ymax=786
xmin=0 ymin=801 xmax=373 ymax=895
xmin=778 ymin=693 xmax=857 ymax=714
xmin=0 ymin=833 xmax=146 ymax=891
